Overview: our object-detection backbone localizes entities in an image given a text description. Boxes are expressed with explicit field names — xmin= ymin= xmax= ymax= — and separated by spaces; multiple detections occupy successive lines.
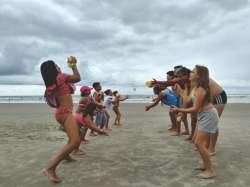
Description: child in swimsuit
xmin=40 ymin=57 xmax=81 ymax=183
xmin=74 ymin=85 xmax=108 ymax=154
xmin=112 ymin=91 xmax=128 ymax=126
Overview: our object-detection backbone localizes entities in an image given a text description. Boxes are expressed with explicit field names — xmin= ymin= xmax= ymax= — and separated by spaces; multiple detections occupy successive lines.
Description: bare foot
xmin=197 ymin=171 xmax=216 ymax=179
xmin=171 ymin=132 xmax=180 ymax=136
xmin=105 ymin=128 xmax=112 ymax=131
xmin=168 ymin=128 xmax=176 ymax=131
xmin=185 ymin=136 xmax=192 ymax=141
xmin=64 ymin=155 xmax=77 ymax=161
xmin=145 ymin=106 xmax=150 ymax=111
xmin=81 ymin=139 xmax=89 ymax=144
xmin=98 ymin=130 xmax=109 ymax=136
xmin=73 ymin=149 xmax=86 ymax=156
xmin=209 ymin=152 xmax=216 ymax=156
xmin=195 ymin=167 xmax=206 ymax=171
xmin=42 ymin=168 xmax=60 ymax=183
xmin=90 ymin=132 xmax=98 ymax=136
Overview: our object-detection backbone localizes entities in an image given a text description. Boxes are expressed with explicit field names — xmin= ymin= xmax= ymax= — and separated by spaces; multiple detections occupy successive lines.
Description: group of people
xmin=40 ymin=57 xmax=127 ymax=183
xmin=145 ymin=65 xmax=227 ymax=179
xmin=40 ymin=57 xmax=226 ymax=182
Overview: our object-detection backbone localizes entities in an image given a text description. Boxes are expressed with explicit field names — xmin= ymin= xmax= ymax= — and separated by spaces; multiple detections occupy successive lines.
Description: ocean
xmin=0 ymin=94 xmax=250 ymax=104
xmin=0 ymin=85 xmax=249 ymax=104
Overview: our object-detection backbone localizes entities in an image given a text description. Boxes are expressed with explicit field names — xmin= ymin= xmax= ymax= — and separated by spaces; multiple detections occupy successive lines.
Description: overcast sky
xmin=1 ymin=0 xmax=250 ymax=91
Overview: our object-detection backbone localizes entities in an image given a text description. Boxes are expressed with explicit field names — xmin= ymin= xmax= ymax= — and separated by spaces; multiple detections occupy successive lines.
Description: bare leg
xmin=104 ymin=111 xmax=111 ymax=130
xmin=81 ymin=127 xmax=89 ymax=144
xmin=171 ymin=120 xmax=181 ymax=136
xmin=169 ymin=111 xmax=177 ymax=131
xmin=117 ymin=111 xmax=121 ymax=126
xmin=187 ymin=112 xmax=197 ymax=141
xmin=181 ymin=113 xmax=189 ymax=135
xmin=192 ymin=126 xmax=198 ymax=144
xmin=44 ymin=114 xmax=80 ymax=183
xmin=208 ymin=104 xmax=224 ymax=154
xmin=114 ymin=114 xmax=118 ymax=125
xmin=195 ymin=131 xmax=216 ymax=179
xmin=195 ymin=131 xmax=215 ymax=179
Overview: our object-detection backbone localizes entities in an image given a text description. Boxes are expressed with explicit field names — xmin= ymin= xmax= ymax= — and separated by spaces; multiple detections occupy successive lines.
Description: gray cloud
xmin=0 ymin=0 xmax=250 ymax=89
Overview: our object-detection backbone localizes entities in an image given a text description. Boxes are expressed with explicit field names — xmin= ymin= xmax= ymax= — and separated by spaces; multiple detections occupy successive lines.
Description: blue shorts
xmin=95 ymin=111 xmax=106 ymax=128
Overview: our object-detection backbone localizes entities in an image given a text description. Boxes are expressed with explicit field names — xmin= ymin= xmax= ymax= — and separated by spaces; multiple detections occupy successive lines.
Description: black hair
xmin=174 ymin=65 xmax=183 ymax=70
xmin=177 ymin=67 xmax=191 ymax=76
xmin=113 ymin=90 xmax=118 ymax=96
xmin=104 ymin=89 xmax=111 ymax=95
xmin=40 ymin=60 xmax=59 ymax=87
xmin=166 ymin=71 xmax=175 ymax=77
xmin=92 ymin=82 xmax=100 ymax=88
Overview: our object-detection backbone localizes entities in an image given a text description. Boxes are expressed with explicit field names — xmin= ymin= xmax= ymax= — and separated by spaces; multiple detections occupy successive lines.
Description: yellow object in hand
xmin=145 ymin=80 xmax=153 ymax=88
xmin=176 ymin=112 xmax=183 ymax=123
xmin=67 ymin=56 xmax=77 ymax=68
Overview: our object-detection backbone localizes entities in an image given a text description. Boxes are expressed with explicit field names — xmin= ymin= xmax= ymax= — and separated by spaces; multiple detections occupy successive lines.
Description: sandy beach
xmin=0 ymin=103 xmax=250 ymax=187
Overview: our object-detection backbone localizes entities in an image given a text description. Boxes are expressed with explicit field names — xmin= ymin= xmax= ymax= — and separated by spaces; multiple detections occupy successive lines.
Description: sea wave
xmin=0 ymin=94 xmax=250 ymax=104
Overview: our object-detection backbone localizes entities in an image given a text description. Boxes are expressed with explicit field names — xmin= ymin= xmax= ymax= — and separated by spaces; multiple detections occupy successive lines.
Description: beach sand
xmin=0 ymin=103 xmax=250 ymax=187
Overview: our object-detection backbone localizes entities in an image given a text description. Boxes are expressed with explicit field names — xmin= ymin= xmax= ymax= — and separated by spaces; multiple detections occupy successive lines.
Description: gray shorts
xmin=197 ymin=108 xmax=219 ymax=134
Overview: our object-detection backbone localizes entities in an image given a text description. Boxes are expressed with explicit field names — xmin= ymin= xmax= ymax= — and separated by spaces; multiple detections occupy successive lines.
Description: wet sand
xmin=0 ymin=103 xmax=250 ymax=187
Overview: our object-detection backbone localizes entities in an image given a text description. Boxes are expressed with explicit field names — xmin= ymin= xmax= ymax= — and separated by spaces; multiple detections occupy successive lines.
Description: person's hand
xmin=170 ymin=105 xmax=179 ymax=112
xmin=176 ymin=112 xmax=183 ymax=123
xmin=67 ymin=56 xmax=77 ymax=68
xmin=151 ymin=79 xmax=158 ymax=86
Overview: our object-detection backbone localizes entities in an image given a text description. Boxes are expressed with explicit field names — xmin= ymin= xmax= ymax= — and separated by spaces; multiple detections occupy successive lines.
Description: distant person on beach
xmin=170 ymin=65 xmax=219 ymax=179
xmin=74 ymin=85 xmax=108 ymax=154
xmin=40 ymin=57 xmax=81 ymax=183
xmin=92 ymin=82 xmax=106 ymax=132
xmin=104 ymin=89 xmax=114 ymax=130
xmin=112 ymin=91 xmax=128 ymax=126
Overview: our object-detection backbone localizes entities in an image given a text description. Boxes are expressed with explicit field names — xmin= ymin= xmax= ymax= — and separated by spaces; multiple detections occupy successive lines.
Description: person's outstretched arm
xmin=152 ymin=77 xmax=181 ymax=88
xmin=145 ymin=93 xmax=164 ymax=111
xmin=83 ymin=115 xmax=108 ymax=135
xmin=119 ymin=95 xmax=128 ymax=101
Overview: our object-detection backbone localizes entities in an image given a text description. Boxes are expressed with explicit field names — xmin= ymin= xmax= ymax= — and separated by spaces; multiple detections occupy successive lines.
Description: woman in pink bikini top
xmin=40 ymin=58 xmax=81 ymax=183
